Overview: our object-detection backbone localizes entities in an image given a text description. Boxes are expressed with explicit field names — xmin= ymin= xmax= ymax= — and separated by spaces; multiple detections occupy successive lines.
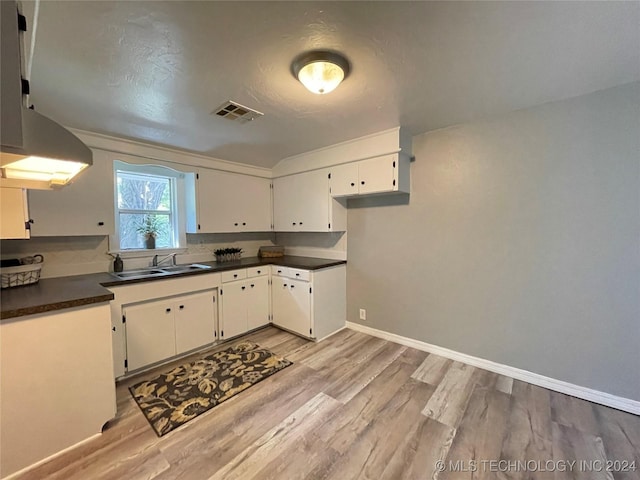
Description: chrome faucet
xmin=152 ymin=253 xmax=177 ymax=267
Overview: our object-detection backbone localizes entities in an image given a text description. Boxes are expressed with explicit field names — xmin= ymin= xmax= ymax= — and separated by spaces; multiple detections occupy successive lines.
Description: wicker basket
xmin=1 ymin=263 xmax=43 ymax=289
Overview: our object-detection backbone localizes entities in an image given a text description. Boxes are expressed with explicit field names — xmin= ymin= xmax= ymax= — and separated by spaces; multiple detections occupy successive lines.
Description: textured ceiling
xmin=22 ymin=1 xmax=640 ymax=168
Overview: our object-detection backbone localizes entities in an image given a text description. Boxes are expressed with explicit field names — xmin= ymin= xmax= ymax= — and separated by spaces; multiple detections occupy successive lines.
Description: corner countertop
xmin=0 ymin=256 xmax=346 ymax=320
xmin=0 ymin=276 xmax=115 ymax=320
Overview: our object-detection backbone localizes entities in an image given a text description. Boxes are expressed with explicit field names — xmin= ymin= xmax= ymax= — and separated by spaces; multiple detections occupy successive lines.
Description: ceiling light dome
xmin=291 ymin=50 xmax=351 ymax=95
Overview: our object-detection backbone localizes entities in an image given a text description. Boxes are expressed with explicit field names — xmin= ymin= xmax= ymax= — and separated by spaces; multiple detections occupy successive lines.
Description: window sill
xmin=108 ymin=247 xmax=188 ymax=260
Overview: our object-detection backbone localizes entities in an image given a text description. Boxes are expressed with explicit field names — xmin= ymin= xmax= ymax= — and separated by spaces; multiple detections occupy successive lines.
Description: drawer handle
xmin=350 ymin=182 xmax=355 ymax=187
xmin=242 ymin=222 xmax=246 ymax=226
xmin=283 ymin=283 xmax=288 ymax=287
xmin=234 ymin=223 xmax=238 ymax=226
xmin=295 ymin=273 xmax=300 ymax=276
xmin=361 ymin=181 xmax=365 ymax=185
xmin=166 ymin=308 xmax=171 ymax=313
xmin=292 ymin=222 xmax=296 ymax=225
xmin=233 ymin=274 xmax=238 ymax=278
xmin=241 ymin=286 xmax=246 ymax=290
xmin=98 ymin=221 xmax=105 ymax=226
xmin=251 ymin=284 xmax=255 ymax=288
xmin=290 ymin=285 xmax=295 ymax=289
xmin=278 ymin=270 xmax=282 ymax=273
xmin=257 ymin=270 xmax=261 ymax=274
xmin=179 ymin=305 xmax=184 ymax=310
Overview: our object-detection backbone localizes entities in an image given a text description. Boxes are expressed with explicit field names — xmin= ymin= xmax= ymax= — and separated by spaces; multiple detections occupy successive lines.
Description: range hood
xmin=0 ymin=1 xmax=92 ymax=190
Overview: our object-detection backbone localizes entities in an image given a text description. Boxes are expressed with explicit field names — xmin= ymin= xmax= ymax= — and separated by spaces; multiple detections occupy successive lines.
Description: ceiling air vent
xmin=211 ymin=101 xmax=263 ymax=124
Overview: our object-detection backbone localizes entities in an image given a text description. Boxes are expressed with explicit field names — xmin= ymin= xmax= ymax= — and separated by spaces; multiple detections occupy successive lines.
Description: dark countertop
xmin=0 ymin=276 xmax=115 ymax=321
xmin=0 ymin=256 xmax=346 ymax=320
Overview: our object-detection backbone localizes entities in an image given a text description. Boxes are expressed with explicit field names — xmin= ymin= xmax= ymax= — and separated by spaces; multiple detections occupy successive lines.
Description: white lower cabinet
xmin=0 ymin=304 xmax=116 ymax=478
xmin=124 ymin=290 xmax=216 ymax=371
xmin=220 ymin=269 xmax=270 ymax=340
xmin=125 ymin=300 xmax=176 ymax=371
xmin=110 ymin=263 xmax=345 ymax=376
xmin=175 ymin=292 xmax=219 ymax=354
xmin=271 ymin=265 xmax=346 ymax=340
xmin=247 ymin=276 xmax=270 ymax=331
xmin=272 ymin=276 xmax=312 ymax=337
xmin=220 ymin=280 xmax=249 ymax=340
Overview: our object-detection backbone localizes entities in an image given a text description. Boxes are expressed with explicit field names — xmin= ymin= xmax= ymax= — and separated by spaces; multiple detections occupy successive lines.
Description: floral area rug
xmin=129 ymin=341 xmax=292 ymax=436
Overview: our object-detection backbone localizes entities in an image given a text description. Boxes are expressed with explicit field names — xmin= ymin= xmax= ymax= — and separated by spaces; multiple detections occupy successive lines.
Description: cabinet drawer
xmin=271 ymin=265 xmax=290 ymax=277
xmin=247 ymin=266 xmax=268 ymax=278
xmin=288 ymin=268 xmax=311 ymax=282
xmin=221 ymin=269 xmax=247 ymax=283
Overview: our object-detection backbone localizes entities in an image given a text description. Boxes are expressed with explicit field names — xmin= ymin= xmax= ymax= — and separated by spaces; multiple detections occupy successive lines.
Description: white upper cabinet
xmin=273 ymin=169 xmax=346 ymax=232
xmin=187 ymin=169 xmax=272 ymax=233
xmin=28 ymin=150 xmax=115 ymax=236
xmin=330 ymin=153 xmax=410 ymax=198
xmin=329 ymin=163 xmax=359 ymax=197
xmin=0 ymin=187 xmax=30 ymax=239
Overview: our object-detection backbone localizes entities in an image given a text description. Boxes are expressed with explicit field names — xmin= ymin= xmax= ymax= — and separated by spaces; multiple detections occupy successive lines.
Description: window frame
xmin=111 ymin=160 xmax=188 ymax=255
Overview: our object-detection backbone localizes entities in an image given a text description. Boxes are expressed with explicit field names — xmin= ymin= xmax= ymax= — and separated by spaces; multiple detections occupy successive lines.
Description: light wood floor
xmin=16 ymin=327 xmax=640 ymax=480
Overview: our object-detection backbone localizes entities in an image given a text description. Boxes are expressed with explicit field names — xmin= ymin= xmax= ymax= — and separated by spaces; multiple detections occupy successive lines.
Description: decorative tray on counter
xmin=258 ymin=245 xmax=284 ymax=258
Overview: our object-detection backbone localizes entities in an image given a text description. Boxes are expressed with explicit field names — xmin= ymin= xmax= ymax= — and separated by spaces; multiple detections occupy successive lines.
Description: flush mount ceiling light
xmin=291 ymin=50 xmax=351 ymax=95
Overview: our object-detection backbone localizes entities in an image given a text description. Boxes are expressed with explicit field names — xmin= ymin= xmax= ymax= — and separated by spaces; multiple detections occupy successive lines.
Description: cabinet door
xmin=125 ymin=300 xmax=176 ymax=371
xmin=196 ymin=169 xmax=271 ymax=233
xmin=28 ymin=150 xmax=115 ymax=236
xmin=271 ymin=276 xmax=291 ymax=329
xmin=234 ymin=175 xmax=272 ymax=232
xmin=174 ymin=291 xmax=216 ymax=354
xmin=287 ymin=279 xmax=312 ymax=337
xmin=247 ymin=276 xmax=270 ymax=330
xmin=273 ymin=174 xmax=301 ymax=231
xmin=0 ymin=187 xmax=30 ymax=239
xmin=196 ymin=168 xmax=232 ymax=233
xmin=298 ymin=170 xmax=331 ymax=231
xmin=330 ymin=163 xmax=359 ymax=197
xmin=220 ymin=281 xmax=248 ymax=340
xmin=358 ymin=154 xmax=397 ymax=195
xmin=272 ymin=276 xmax=311 ymax=337
xmin=274 ymin=170 xmax=331 ymax=232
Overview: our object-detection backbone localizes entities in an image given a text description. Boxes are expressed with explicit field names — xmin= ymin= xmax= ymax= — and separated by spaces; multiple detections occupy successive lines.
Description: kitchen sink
xmin=114 ymin=269 xmax=165 ymax=279
xmin=160 ymin=264 xmax=212 ymax=273
xmin=111 ymin=264 xmax=212 ymax=279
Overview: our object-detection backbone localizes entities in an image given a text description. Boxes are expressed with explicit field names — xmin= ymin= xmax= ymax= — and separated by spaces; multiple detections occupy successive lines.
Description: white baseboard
xmin=346 ymin=322 xmax=640 ymax=415
xmin=315 ymin=325 xmax=348 ymax=342
xmin=2 ymin=433 xmax=101 ymax=480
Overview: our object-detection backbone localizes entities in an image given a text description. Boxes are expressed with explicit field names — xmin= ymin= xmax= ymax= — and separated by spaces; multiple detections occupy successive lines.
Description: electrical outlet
xmin=359 ymin=308 xmax=366 ymax=321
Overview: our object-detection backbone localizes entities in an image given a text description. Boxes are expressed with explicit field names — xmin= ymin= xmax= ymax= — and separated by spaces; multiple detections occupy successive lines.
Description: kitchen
xmin=1 ymin=1 xmax=639 ymax=479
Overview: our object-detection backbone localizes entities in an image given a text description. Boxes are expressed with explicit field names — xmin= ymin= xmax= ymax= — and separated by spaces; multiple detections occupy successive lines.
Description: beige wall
xmin=1 ymin=233 xmax=275 ymax=278
xmin=275 ymin=232 xmax=347 ymax=260
xmin=347 ymin=82 xmax=640 ymax=401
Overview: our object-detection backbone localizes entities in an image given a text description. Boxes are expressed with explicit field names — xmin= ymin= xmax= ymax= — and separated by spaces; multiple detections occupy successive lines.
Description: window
xmin=114 ymin=161 xmax=186 ymax=251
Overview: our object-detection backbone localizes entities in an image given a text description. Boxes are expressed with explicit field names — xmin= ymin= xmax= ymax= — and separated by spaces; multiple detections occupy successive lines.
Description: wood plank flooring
xmin=14 ymin=327 xmax=640 ymax=480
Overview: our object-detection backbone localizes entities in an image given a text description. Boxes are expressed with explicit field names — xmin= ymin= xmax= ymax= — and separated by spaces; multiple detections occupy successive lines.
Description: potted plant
xmin=136 ymin=215 xmax=161 ymax=249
